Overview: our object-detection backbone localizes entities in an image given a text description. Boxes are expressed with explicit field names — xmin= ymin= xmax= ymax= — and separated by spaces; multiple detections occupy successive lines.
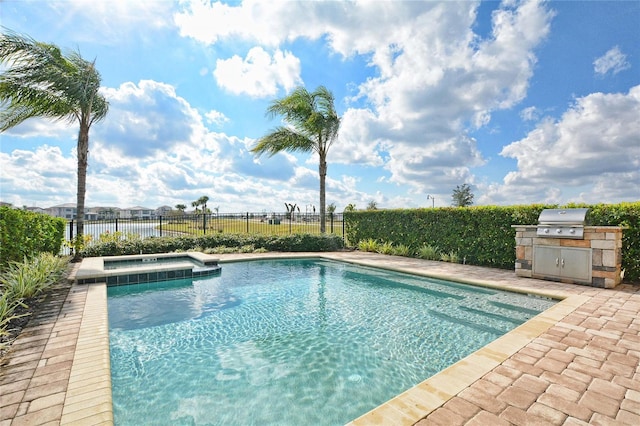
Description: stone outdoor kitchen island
xmin=513 ymin=225 xmax=623 ymax=288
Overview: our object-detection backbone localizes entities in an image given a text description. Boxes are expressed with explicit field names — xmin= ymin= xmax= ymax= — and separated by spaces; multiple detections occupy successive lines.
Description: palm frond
xmin=251 ymin=127 xmax=315 ymax=157
xmin=0 ymin=29 xmax=108 ymax=131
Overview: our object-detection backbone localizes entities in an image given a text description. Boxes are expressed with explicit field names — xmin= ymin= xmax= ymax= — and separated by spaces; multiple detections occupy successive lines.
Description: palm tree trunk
xmin=319 ymin=156 xmax=327 ymax=233
xmin=73 ymin=120 xmax=90 ymax=261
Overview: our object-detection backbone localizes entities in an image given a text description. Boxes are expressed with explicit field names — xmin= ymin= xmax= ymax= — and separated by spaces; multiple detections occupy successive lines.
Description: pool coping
xmin=1 ymin=251 xmax=638 ymax=425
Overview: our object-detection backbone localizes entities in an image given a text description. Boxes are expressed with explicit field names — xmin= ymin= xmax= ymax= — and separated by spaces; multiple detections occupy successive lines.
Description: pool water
xmin=108 ymin=259 xmax=556 ymax=425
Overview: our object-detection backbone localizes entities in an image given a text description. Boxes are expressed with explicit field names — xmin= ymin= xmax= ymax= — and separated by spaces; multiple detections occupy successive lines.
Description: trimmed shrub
xmin=0 ymin=207 xmax=66 ymax=270
xmin=80 ymin=233 xmax=344 ymax=257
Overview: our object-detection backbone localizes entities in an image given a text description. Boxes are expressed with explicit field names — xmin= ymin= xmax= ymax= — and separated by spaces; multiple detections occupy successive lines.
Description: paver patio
xmin=1 ymin=252 xmax=638 ymax=425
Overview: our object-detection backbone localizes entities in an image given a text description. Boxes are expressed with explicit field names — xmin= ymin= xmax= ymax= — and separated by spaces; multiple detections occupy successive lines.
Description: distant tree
xmin=451 ymin=183 xmax=474 ymax=207
xmin=344 ymin=203 xmax=356 ymax=212
xmin=99 ymin=207 xmax=117 ymax=220
xmin=175 ymin=204 xmax=186 ymax=214
xmin=0 ymin=30 xmax=109 ymax=259
xmin=327 ymin=202 xmax=336 ymax=214
xmin=251 ymin=86 xmax=340 ymax=233
xmin=191 ymin=200 xmax=200 ymax=213
xmin=366 ymin=200 xmax=378 ymax=210
xmin=197 ymin=195 xmax=209 ymax=214
xmin=284 ymin=203 xmax=299 ymax=221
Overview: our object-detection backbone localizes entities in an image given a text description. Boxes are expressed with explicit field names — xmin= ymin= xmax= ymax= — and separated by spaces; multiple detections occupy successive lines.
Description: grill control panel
xmin=536 ymin=226 xmax=584 ymax=239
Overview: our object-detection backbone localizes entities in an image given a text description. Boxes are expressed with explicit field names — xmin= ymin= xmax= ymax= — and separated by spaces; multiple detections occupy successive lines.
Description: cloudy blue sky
xmin=1 ymin=0 xmax=638 ymax=212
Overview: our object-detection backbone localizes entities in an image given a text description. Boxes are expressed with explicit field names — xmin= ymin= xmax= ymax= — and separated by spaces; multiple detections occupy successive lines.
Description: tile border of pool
xmin=75 ymin=252 xmax=221 ymax=286
xmin=59 ymin=251 xmax=594 ymax=425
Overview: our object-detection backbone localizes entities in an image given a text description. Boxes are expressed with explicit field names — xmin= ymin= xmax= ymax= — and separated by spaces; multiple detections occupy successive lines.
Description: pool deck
xmin=0 ymin=251 xmax=638 ymax=425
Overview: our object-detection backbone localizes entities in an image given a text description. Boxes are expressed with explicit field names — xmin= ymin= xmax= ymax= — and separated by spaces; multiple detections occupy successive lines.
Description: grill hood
xmin=538 ymin=208 xmax=589 ymax=225
xmin=536 ymin=208 xmax=589 ymax=239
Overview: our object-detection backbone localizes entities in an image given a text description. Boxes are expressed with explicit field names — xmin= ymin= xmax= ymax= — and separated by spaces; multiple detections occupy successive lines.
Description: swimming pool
xmin=108 ymin=258 xmax=556 ymax=425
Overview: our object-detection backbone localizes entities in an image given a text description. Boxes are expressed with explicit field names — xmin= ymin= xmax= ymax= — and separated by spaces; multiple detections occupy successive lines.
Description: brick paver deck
xmin=1 ymin=252 xmax=638 ymax=425
xmin=417 ymin=286 xmax=640 ymax=425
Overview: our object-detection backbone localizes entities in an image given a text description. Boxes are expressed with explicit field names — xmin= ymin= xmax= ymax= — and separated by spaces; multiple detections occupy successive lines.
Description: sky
xmin=1 ymin=0 xmax=639 ymax=213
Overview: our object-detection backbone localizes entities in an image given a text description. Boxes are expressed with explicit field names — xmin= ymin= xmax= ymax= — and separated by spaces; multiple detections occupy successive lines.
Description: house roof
xmin=48 ymin=203 xmax=77 ymax=208
xmin=123 ymin=206 xmax=154 ymax=211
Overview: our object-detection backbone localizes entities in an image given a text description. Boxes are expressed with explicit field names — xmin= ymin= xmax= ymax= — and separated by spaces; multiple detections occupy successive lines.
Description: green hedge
xmin=0 ymin=207 xmax=66 ymax=270
xmin=345 ymin=202 xmax=640 ymax=283
xmin=80 ymin=232 xmax=344 ymax=257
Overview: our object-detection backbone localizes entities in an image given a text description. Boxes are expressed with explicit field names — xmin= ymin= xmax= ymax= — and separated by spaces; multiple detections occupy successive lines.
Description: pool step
xmin=427 ymin=309 xmax=506 ymax=336
xmin=458 ymin=306 xmax=524 ymax=326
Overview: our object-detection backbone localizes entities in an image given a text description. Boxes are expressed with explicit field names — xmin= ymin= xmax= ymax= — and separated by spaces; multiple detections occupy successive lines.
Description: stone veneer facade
xmin=513 ymin=225 xmax=623 ymax=288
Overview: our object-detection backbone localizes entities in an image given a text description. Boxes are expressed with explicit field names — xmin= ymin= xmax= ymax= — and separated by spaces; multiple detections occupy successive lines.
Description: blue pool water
xmin=108 ymin=259 xmax=556 ymax=425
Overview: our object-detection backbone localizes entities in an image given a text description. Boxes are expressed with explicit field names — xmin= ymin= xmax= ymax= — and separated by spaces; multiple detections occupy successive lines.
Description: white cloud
xmin=594 ymin=46 xmax=630 ymax=76
xmin=331 ymin=109 xmax=385 ymax=165
xmin=487 ymin=85 xmax=640 ymax=204
xmin=174 ymin=1 xmax=324 ymax=47
xmin=0 ymin=116 xmax=77 ymax=139
xmin=520 ymin=106 xmax=540 ymax=122
xmin=213 ymin=47 xmax=302 ymax=98
xmin=97 ymin=80 xmax=208 ymax=158
xmin=205 ymin=110 xmax=230 ymax=127
xmin=0 ymin=145 xmax=77 ymax=206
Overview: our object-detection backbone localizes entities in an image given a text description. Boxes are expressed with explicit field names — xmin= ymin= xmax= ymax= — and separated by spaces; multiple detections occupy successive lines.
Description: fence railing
xmin=66 ymin=212 xmax=344 ymax=244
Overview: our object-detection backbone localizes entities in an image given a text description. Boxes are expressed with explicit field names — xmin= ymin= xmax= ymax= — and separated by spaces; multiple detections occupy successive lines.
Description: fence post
xmin=246 ymin=212 xmax=249 ymax=233
xmin=69 ymin=220 xmax=74 ymax=256
xmin=159 ymin=215 xmax=163 ymax=237
xmin=115 ymin=218 xmax=119 ymax=233
xmin=203 ymin=214 xmax=207 ymax=235
xmin=330 ymin=212 xmax=334 ymax=234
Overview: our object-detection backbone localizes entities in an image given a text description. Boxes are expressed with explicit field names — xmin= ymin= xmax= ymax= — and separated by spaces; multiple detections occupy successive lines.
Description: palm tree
xmin=175 ymin=204 xmax=187 ymax=215
xmin=251 ymin=86 xmax=340 ymax=233
xmin=0 ymin=30 xmax=108 ymax=259
xmin=344 ymin=203 xmax=356 ymax=212
xmin=197 ymin=195 xmax=209 ymax=214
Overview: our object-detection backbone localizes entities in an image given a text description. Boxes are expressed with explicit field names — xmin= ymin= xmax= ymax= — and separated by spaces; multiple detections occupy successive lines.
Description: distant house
xmin=91 ymin=207 xmax=121 ymax=220
xmin=43 ymin=203 xmax=98 ymax=220
xmin=121 ymin=206 xmax=155 ymax=219
xmin=44 ymin=203 xmax=77 ymax=220
xmin=155 ymin=205 xmax=173 ymax=217
xmin=25 ymin=206 xmax=46 ymax=214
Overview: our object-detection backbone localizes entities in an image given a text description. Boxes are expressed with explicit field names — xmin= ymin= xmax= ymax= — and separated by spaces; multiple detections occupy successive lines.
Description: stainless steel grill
xmin=536 ymin=208 xmax=589 ymax=239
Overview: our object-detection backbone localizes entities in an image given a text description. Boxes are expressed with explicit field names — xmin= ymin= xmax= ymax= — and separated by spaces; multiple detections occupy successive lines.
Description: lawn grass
xmin=160 ymin=218 xmax=344 ymax=237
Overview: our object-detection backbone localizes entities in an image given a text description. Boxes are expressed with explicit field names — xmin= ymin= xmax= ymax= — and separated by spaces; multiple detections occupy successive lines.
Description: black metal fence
xmin=66 ymin=212 xmax=344 ymax=244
